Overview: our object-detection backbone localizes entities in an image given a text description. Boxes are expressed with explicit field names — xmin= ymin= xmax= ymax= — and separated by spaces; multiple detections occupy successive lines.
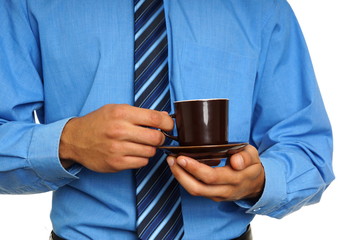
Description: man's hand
xmin=166 ymin=145 xmax=265 ymax=202
xmin=59 ymin=104 xmax=173 ymax=172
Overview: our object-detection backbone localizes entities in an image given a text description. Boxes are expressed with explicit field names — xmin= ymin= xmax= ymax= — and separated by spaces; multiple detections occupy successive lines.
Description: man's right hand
xmin=59 ymin=104 xmax=174 ymax=172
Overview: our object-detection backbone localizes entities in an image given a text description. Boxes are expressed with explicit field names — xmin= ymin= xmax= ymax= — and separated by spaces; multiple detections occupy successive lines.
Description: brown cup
xmin=163 ymin=99 xmax=228 ymax=146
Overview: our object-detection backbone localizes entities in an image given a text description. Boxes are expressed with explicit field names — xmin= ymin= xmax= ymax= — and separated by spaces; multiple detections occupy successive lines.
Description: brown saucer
xmin=158 ymin=143 xmax=248 ymax=166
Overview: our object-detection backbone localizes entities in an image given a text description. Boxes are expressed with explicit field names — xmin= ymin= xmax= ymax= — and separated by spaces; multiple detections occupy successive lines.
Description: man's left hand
xmin=166 ymin=145 xmax=265 ymax=202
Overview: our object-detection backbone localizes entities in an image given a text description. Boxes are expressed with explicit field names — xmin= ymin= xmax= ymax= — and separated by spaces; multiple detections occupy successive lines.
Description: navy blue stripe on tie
xmin=138 ymin=181 xmax=181 ymax=238
xmin=135 ymin=1 xmax=162 ymax=32
xmin=135 ymin=38 xmax=168 ymax=94
xmin=134 ymin=0 xmax=184 ymax=239
xmin=135 ymin=137 xmax=172 ymax=186
xmin=136 ymin=10 xmax=166 ymax=51
xmin=135 ymin=65 xmax=168 ymax=107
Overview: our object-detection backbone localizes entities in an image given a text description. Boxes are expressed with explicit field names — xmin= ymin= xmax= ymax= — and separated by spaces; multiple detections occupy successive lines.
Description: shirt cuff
xmin=235 ymin=156 xmax=287 ymax=217
xmin=28 ymin=118 xmax=82 ymax=189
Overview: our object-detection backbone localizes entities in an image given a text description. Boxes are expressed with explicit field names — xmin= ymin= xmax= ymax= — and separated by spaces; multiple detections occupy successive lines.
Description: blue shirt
xmin=0 ymin=0 xmax=334 ymax=239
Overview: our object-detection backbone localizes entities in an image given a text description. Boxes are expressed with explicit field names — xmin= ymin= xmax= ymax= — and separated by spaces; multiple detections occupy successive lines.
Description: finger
xmin=105 ymin=104 xmax=173 ymax=131
xmin=126 ymin=124 xmax=166 ymax=146
xmin=229 ymin=145 xmax=259 ymax=171
xmin=229 ymin=152 xmax=252 ymax=171
xmin=126 ymin=106 xmax=174 ymax=131
xmin=167 ymin=156 xmax=234 ymax=199
xmin=234 ymin=163 xmax=265 ymax=199
xmin=110 ymin=141 xmax=157 ymax=158
xmin=174 ymin=156 xmax=242 ymax=185
xmin=116 ymin=156 xmax=150 ymax=170
xmin=91 ymin=155 xmax=150 ymax=173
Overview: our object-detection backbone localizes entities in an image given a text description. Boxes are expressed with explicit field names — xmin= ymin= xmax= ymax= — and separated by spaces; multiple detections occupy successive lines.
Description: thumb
xmin=229 ymin=153 xmax=245 ymax=170
xmin=229 ymin=145 xmax=259 ymax=170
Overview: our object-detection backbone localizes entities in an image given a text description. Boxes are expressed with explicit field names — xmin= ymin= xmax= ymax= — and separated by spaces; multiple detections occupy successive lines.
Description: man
xmin=0 ymin=0 xmax=334 ymax=239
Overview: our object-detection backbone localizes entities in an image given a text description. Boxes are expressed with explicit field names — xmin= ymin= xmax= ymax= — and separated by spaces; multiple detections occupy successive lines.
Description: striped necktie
xmin=134 ymin=0 xmax=184 ymax=239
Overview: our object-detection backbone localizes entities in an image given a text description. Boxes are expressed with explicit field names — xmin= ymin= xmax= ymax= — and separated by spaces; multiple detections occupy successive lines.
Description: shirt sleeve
xmin=235 ymin=0 xmax=334 ymax=218
xmin=0 ymin=1 xmax=81 ymax=194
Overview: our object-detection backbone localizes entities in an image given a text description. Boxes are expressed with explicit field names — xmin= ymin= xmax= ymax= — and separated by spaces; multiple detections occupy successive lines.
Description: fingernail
xmin=235 ymin=154 xmax=245 ymax=169
xmin=178 ymin=158 xmax=187 ymax=167
xmin=167 ymin=157 xmax=175 ymax=166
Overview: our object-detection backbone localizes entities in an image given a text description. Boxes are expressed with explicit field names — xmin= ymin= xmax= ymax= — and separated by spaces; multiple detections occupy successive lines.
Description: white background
xmin=1 ymin=0 xmax=359 ymax=239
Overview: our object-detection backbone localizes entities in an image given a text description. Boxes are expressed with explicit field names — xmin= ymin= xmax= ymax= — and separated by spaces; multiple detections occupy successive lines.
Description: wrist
xmin=59 ymin=118 xmax=79 ymax=164
xmin=60 ymin=158 xmax=75 ymax=169
xmin=245 ymin=163 xmax=265 ymax=200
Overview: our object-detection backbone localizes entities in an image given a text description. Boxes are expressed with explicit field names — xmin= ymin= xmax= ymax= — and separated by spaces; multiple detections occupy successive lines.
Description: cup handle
xmin=161 ymin=114 xmax=179 ymax=142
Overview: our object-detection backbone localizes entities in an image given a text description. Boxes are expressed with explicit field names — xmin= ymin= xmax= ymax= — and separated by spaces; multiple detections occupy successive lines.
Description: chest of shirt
xmin=28 ymin=0 xmax=261 ymax=141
